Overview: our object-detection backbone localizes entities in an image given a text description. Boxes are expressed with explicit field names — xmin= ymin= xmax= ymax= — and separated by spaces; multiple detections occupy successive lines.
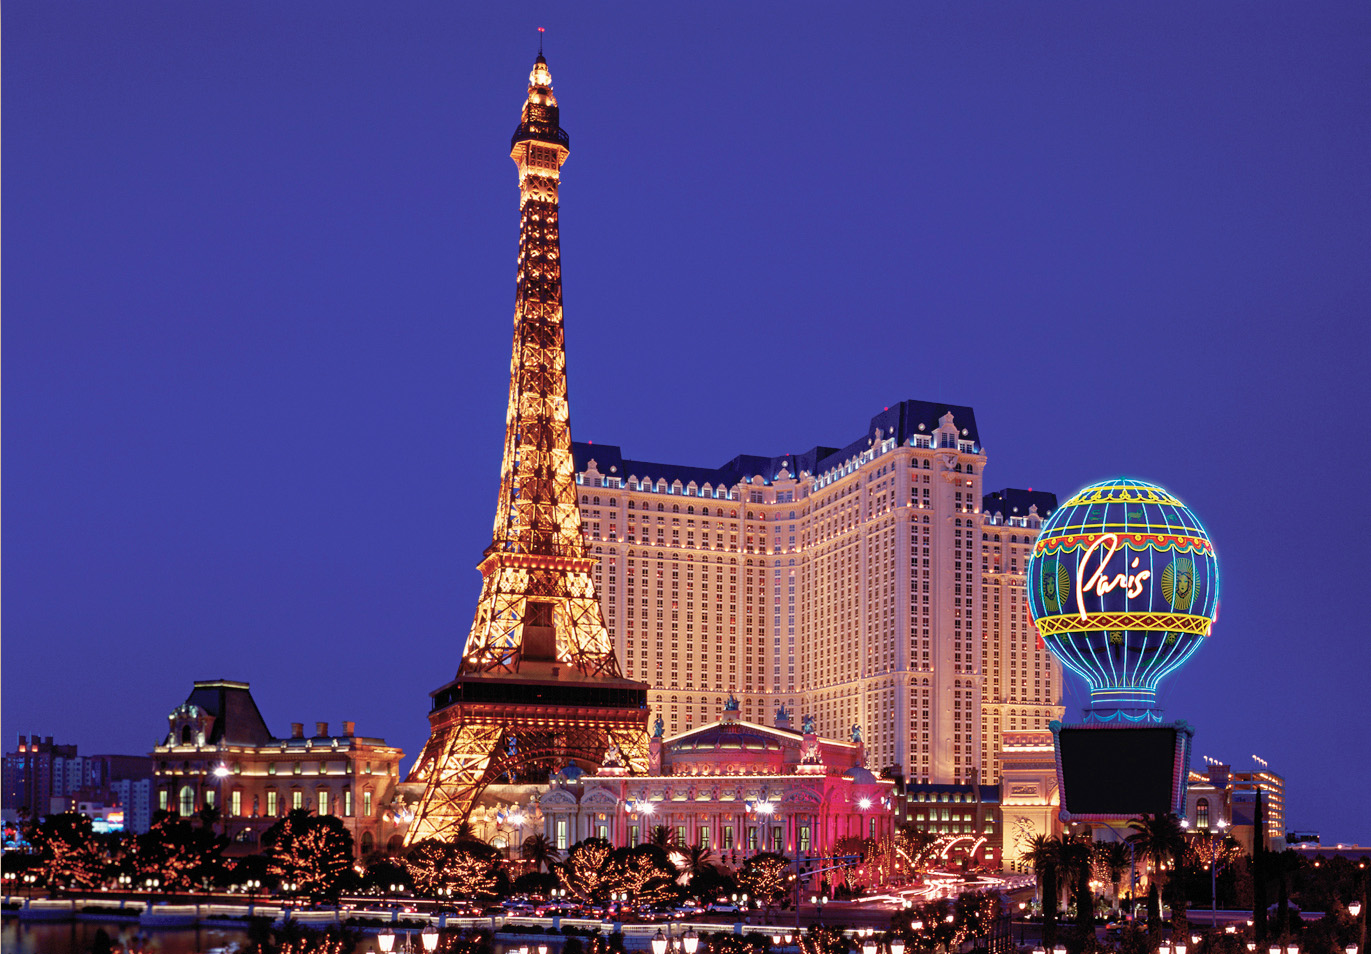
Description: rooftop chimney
xmin=342 ymin=721 xmax=355 ymax=737
xmin=315 ymin=722 xmax=329 ymax=738
xmin=291 ymin=723 xmax=304 ymax=739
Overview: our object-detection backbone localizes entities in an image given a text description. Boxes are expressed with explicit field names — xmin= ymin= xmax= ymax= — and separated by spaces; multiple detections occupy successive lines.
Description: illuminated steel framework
xmin=405 ymin=54 xmax=649 ymax=844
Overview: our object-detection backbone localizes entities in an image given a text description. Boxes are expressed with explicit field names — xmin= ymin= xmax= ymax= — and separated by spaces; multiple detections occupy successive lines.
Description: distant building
xmin=2 ymin=738 xmax=151 ymax=831
xmin=535 ymin=699 xmax=895 ymax=880
xmin=151 ymin=679 xmax=408 ymax=857
xmin=902 ymin=781 xmax=1003 ymax=869
xmin=1184 ymin=757 xmax=1286 ymax=852
xmin=3 ymin=735 xmax=77 ymax=816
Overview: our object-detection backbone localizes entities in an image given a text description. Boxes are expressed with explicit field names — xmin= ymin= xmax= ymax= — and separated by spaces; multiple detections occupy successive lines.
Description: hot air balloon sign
xmin=1027 ymin=478 xmax=1219 ymax=723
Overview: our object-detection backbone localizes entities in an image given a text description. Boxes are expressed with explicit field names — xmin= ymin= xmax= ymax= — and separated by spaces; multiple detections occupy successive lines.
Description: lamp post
xmin=1350 ymin=895 xmax=1365 ymax=954
xmin=23 ymin=873 xmax=38 ymax=901
xmin=421 ymin=924 xmax=439 ymax=952
xmin=213 ymin=763 xmax=231 ymax=840
xmin=809 ymin=895 xmax=827 ymax=928
xmin=1207 ymin=821 xmax=1229 ymax=928
xmin=1019 ymin=901 xmax=1028 ymax=944
xmin=653 ymin=929 xmax=669 ymax=954
xmin=244 ymin=878 xmax=261 ymax=915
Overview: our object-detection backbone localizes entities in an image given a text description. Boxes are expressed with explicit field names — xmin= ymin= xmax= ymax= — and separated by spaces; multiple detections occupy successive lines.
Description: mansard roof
xmin=982 ymin=488 xmax=1058 ymax=521
xmin=180 ymin=679 xmax=273 ymax=747
xmin=573 ymin=400 xmax=981 ymax=488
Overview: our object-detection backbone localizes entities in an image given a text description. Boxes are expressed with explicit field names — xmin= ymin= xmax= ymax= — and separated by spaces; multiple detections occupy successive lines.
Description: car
xmin=706 ymin=902 xmax=740 ymax=913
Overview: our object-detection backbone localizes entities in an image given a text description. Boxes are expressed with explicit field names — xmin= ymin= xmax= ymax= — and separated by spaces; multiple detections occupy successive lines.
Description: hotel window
xmin=159 ymin=790 xmax=169 ymax=811
xmin=179 ymin=786 xmax=195 ymax=817
xmin=267 ymin=790 xmax=278 ymax=816
xmin=292 ymin=790 xmax=304 ymax=811
xmin=598 ymin=824 xmax=609 ymax=840
xmin=724 ymin=825 xmax=735 ymax=849
xmin=699 ymin=826 xmax=710 ymax=849
xmin=363 ymin=790 xmax=372 ymax=817
xmin=268 ymin=762 xmax=277 ymax=775
xmin=556 ymin=819 xmax=569 ymax=850
xmin=1196 ymin=798 xmax=1210 ymax=829
xmin=630 ymin=825 xmax=640 ymax=846
xmin=747 ymin=828 xmax=758 ymax=851
xmin=231 ymin=790 xmax=242 ymax=817
xmin=344 ymin=788 xmax=353 ymax=817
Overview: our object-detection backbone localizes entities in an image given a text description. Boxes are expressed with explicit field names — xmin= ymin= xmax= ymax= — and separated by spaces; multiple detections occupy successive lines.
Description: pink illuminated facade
xmin=537 ymin=700 xmax=895 ymax=866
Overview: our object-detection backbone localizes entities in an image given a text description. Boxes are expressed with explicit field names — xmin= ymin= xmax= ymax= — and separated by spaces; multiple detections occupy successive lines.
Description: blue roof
xmin=574 ymin=400 xmax=981 ymax=487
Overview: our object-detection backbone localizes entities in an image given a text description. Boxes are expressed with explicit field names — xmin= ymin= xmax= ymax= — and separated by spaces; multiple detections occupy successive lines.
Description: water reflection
xmin=1 ymin=919 xmax=252 ymax=954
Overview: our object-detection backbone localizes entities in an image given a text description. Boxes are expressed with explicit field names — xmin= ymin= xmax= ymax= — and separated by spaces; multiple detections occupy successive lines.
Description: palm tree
xmin=678 ymin=843 xmax=715 ymax=883
xmin=521 ymin=833 xmax=560 ymax=873
xmin=1024 ymin=835 xmax=1061 ymax=949
xmin=1126 ymin=813 xmax=1184 ymax=880
xmin=648 ymin=825 xmax=677 ymax=851
xmin=1058 ymin=834 xmax=1095 ymax=930
xmin=1094 ymin=841 xmax=1131 ymax=913
xmin=1127 ymin=814 xmax=1184 ymax=940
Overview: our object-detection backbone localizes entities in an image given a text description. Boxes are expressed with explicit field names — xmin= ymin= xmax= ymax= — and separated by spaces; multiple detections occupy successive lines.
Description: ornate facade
xmin=151 ymin=680 xmax=407 ymax=857
xmin=537 ymin=701 xmax=895 ymax=872
xmin=572 ymin=419 xmax=1064 ymax=787
xmin=404 ymin=52 xmax=649 ymax=844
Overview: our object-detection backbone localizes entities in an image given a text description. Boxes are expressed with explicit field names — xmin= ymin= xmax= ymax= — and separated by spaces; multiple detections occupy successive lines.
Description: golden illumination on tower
xmin=404 ymin=52 xmax=649 ymax=845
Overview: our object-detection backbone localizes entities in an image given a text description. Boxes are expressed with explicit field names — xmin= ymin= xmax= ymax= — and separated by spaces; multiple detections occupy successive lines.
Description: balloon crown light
xmin=1026 ymin=477 xmax=1219 ymax=723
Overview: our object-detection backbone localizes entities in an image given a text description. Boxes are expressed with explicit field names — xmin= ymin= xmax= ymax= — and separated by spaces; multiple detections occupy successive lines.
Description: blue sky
xmin=5 ymin=3 xmax=1369 ymax=841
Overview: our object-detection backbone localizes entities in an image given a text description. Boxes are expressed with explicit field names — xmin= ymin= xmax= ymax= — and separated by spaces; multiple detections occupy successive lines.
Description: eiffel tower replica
xmin=404 ymin=50 xmax=650 ymax=845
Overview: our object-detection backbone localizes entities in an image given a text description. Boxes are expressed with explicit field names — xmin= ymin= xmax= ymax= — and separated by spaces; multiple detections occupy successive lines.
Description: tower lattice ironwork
xmin=405 ymin=53 xmax=649 ymax=845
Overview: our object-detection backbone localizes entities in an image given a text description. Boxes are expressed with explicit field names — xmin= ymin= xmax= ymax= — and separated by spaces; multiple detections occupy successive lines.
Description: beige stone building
xmin=151 ymin=679 xmax=408 ymax=857
xmin=572 ymin=401 xmax=1064 ymax=788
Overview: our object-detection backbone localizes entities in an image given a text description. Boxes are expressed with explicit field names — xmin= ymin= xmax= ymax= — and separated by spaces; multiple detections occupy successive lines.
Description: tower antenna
xmin=538 ymin=26 xmax=544 ymax=55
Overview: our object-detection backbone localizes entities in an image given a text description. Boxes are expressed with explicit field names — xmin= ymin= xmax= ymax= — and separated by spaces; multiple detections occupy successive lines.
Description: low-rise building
xmin=536 ymin=699 xmax=896 ymax=882
xmin=151 ymin=679 xmax=407 ymax=857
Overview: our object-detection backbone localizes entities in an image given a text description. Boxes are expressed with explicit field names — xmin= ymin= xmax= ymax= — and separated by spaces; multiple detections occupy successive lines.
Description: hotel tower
xmin=572 ymin=417 xmax=1064 ymax=786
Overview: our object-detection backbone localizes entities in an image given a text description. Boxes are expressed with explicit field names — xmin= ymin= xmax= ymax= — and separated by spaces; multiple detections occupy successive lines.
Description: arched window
xmin=361 ymin=831 xmax=375 ymax=854
xmin=180 ymin=726 xmax=192 ymax=745
xmin=179 ymin=785 xmax=195 ymax=817
xmin=1196 ymin=798 xmax=1210 ymax=829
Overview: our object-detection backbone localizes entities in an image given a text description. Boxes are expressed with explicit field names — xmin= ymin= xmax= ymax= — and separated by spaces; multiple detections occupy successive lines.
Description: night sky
xmin=5 ymin=4 xmax=1368 ymax=842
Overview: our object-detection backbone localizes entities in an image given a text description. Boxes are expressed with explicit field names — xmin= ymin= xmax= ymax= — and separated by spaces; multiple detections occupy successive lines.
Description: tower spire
xmin=403 ymin=54 xmax=649 ymax=846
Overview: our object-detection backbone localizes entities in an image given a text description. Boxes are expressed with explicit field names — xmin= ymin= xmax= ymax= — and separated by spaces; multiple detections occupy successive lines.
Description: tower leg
xmin=405 ymin=723 xmax=505 ymax=845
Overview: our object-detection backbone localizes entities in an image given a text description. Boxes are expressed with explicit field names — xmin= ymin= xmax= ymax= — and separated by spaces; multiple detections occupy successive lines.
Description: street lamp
xmin=1205 ymin=820 xmax=1229 ymax=927
xmin=683 ymin=929 xmax=700 ymax=954
xmin=862 ymin=937 xmax=878 ymax=954
xmin=379 ymin=927 xmax=396 ymax=952
xmin=653 ymin=929 xmax=669 ymax=954
xmin=22 ymin=873 xmax=39 ymax=900
xmin=890 ymin=937 xmax=906 ymax=954
xmin=421 ymin=924 xmax=439 ymax=952
xmin=1019 ymin=901 xmax=1028 ymax=944
xmin=810 ymin=895 xmax=827 ymax=927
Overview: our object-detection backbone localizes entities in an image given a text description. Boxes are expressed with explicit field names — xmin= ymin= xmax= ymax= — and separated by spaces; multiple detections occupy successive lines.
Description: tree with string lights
xmin=262 ymin=809 xmax=354 ymax=901
xmin=559 ymin=838 xmax=615 ymax=903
